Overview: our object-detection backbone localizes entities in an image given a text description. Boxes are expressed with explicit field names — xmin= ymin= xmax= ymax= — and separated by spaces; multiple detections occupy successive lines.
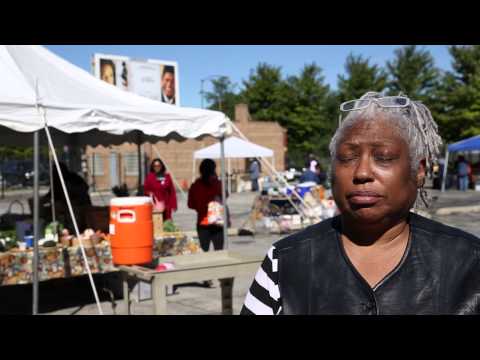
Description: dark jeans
xmin=197 ymin=225 xmax=224 ymax=252
xmin=251 ymin=178 xmax=259 ymax=191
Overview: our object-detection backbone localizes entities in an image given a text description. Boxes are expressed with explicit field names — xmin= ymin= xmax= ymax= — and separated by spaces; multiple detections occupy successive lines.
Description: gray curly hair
xmin=329 ymin=91 xmax=443 ymax=207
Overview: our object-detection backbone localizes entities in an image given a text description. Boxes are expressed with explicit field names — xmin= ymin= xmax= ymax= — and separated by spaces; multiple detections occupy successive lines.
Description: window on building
xmin=88 ymin=153 xmax=104 ymax=176
xmin=124 ymin=152 xmax=139 ymax=176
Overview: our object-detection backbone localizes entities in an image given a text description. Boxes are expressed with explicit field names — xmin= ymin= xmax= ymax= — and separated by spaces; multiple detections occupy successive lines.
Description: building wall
xmin=85 ymin=104 xmax=287 ymax=191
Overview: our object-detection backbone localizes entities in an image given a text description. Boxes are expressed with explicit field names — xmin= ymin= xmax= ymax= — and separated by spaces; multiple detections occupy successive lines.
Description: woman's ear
xmin=417 ymin=159 xmax=426 ymax=188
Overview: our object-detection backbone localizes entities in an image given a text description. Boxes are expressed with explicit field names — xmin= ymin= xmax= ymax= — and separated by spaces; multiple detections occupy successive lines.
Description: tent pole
xmin=32 ymin=130 xmax=40 ymax=315
xmin=49 ymin=147 xmax=56 ymax=224
xmin=229 ymin=121 xmax=313 ymax=218
xmin=137 ymin=140 xmax=142 ymax=195
xmin=92 ymin=153 xmax=96 ymax=192
xmin=228 ymin=158 xmax=231 ymax=195
xmin=441 ymin=147 xmax=449 ymax=192
xmin=220 ymin=136 xmax=228 ymax=249
xmin=192 ymin=157 xmax=196 ymax=184
xmin=41 ymin=122 xmax=103 ymax=315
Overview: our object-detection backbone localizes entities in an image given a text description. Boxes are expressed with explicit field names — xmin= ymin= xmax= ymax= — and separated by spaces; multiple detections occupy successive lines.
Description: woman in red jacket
xmin=188 ymin=159 xmax=226 ymax=252
xmin=144 ymin=158 xmax=177 ymax=220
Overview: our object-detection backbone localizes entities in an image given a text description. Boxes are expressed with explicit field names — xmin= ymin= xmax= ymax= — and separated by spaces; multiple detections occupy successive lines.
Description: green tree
xmin=238 ymin=62 xmax=339 ymax=167
xmin=283 ymin=63 xmax=334 ymax=164
xmin=337 ymin=54 xmax=388 ymax=102
xmin=431 ymin=46 xmax=480 ymax=143
xmin=0 ymin=146 xmax=34 ymax=160
xmin=239 ymin=63 xmax=290 ymax=123
xmin=386 ymin=45 xmax=439 ymax=100
xmin=204 ymin=76 xmax=239 ymax=121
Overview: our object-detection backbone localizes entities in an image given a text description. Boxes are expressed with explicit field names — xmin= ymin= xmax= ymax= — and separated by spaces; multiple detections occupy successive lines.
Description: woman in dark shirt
xmin=242 ymin=91 xmax=480 ymax=315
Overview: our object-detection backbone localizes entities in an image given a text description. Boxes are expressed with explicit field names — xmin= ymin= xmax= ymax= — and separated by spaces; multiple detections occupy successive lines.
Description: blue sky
xmin=45 ymin=45 xmax=453 ymax=108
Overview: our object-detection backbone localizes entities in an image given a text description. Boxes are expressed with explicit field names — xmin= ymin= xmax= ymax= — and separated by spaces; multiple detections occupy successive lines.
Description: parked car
xmin=1 ymin=160 xmax=49 ymax=188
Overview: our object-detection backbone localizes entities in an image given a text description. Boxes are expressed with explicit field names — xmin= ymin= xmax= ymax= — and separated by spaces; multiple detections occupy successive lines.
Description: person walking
xmin=249 ymin=159 xmax=260 ymax=192
xmin=457 ymin=155 xmax=470 ymax=191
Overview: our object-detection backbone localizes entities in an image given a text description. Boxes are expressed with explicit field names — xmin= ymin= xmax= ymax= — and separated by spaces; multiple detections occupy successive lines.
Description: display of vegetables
xmin=163 ymin=220 xmax=178 ymax=233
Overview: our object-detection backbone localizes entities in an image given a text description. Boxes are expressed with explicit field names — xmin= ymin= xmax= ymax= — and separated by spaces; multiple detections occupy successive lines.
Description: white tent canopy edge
xmin=0 ymin=45 xmax=231 ymax=315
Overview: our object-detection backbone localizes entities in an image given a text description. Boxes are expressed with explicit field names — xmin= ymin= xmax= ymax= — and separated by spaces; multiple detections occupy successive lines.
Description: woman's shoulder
xmin=410 ymin=212 xmax=480 ymax=249
xmin=145 ymin=172 xmax=156 ymax=180
xmin=190 ymin=178 xmax=203 ymax=189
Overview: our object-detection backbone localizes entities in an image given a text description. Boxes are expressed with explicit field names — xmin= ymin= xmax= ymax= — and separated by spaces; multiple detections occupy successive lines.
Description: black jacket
xmin=275 ymin=213 xmax=480 ymax=314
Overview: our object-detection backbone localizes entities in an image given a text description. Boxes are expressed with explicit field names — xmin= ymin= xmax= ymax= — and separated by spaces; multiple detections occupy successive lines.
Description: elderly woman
xmin=241 ymin=91 xmax=480 ymax=315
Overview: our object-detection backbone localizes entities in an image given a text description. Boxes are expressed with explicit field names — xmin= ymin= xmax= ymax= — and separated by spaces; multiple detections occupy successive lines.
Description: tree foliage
xmin=431 ymin=46 xmax=480 ymax=142
xmin=386 ymin=45 xmax=439 ymax=101
xmin=204 ymin=76 xmax=239 ymax=121
xmin=337 ymin=54 xmax=388 ymax=102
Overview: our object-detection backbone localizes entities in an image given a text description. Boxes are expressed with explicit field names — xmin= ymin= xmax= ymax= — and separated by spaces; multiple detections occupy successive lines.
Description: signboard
xmin=93 ymin=53 xmax=180 ymax=106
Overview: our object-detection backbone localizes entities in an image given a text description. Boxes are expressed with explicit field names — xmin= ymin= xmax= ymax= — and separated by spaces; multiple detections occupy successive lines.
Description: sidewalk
xmin=424 ymin=189 xmax=480 ymax=215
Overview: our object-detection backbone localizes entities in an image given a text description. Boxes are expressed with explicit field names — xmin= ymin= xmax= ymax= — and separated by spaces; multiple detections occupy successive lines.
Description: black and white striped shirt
xmin=240 ymin=246 xmax=282 ymax=315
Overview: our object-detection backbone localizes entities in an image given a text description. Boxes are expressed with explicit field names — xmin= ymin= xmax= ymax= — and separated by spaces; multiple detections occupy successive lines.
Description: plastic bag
xmin=200 ymin=201 xmax=224 ymax=227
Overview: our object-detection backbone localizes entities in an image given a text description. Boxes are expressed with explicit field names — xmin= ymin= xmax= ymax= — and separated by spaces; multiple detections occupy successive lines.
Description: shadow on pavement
xmin=0 ymin=272 xmax=123 ymax=315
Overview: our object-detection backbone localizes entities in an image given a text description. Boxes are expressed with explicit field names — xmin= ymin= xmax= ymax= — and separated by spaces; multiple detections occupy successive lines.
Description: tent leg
xmin=441 ymin=148 xmax=449 ymax=192
xmin=33 ymin=130 xmax=40 ymax=315
xmin=43 ymin=125 xmax=104 ymax=315
xmin=229 ymin=121 xmax=309 ymax=217
xmin=228 ymin=158 xmax=231 ymax=196
xmin=49 ymin=147 xmax=56 ymax=224
xmin=137 ymin=141 xmax=142 ymax=195
xmin=220 ymin=137 xmax=228 ymax=250
xmin=192 ymin=158 xmax=196 ymax=184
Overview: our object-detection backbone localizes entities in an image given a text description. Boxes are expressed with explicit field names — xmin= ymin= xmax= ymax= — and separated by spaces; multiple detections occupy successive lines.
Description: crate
xmin=152 ymin=211 xmax=163 ymax=239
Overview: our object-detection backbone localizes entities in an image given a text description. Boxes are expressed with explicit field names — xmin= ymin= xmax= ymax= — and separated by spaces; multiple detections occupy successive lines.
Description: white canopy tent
xmin=192 ymin=136 xmax=274 ymax=193
xmin=194 ymin=136 xmax=274 ymax=159
xmin=0 ymin=45 xmax=231 ymax=314
xmin=0 ymin=46 xmax=228 ymax=144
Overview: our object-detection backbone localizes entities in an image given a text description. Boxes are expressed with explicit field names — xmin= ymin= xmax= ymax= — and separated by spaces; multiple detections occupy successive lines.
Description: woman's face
xmin=152 ymin=161 xmax=164 ymax=174
xmin=332 ymin=117 xmax=423 ymax=225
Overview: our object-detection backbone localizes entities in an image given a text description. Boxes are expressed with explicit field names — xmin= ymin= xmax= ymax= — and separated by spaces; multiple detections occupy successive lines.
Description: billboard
xmin=93 ymin=53 xmax=180 ymax=106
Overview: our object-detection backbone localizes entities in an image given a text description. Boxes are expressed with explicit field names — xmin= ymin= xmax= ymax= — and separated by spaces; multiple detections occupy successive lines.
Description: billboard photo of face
xmin=94 ymin=54 xmax=180 ymax=106
xmin=100 ymin=59 xmax=116 ymax=85
xmin=96 ymin=54 xmax=129 ymax=91
xmin=160 ymin=65 xmax=176 ymax=105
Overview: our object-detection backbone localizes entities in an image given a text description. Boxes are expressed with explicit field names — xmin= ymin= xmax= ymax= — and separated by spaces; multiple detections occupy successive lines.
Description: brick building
xmin=84 ymin=104 xmax=287 ymax=191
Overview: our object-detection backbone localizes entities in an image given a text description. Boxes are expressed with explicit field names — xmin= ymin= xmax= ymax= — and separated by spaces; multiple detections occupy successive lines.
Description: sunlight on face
xmin=101 ymin=64 xmax=115 ymax=85
xmin=332 ymin=117 xmax=419 ymax=224
xmin=162 ymin=72 xmax=175 ymax=98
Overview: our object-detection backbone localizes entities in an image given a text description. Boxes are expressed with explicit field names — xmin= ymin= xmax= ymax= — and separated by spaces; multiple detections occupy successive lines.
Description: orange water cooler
xmin=109 ymin=197 xmax=153 ymax=265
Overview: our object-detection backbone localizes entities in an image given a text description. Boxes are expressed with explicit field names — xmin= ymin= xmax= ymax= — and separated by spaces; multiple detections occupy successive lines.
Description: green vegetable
xmin=45 ymin=222 xmax=64 ymax=235
xmin=0 ymin=229 xmax=16 ymax=239
xmin=3 ymin=238 xmax=17 ymax=251
xmin=163 ymin=220 xmax=178 ymax=233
